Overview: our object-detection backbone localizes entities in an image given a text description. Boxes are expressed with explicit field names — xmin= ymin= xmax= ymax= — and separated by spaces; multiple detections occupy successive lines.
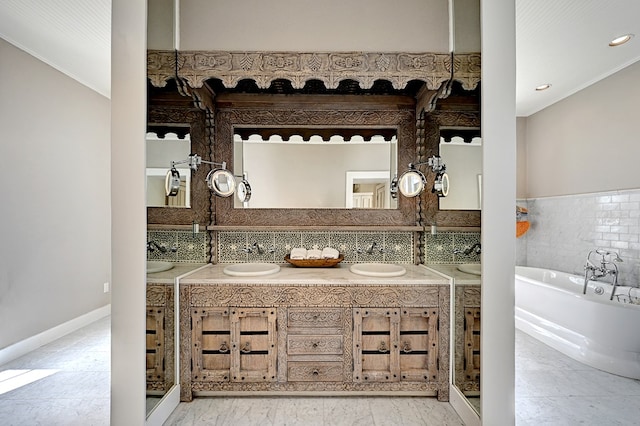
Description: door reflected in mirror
xmin=233 ymin=132 xmax=398 ymax=209
xmin=146 ymin=132 xmax=192 ymax=208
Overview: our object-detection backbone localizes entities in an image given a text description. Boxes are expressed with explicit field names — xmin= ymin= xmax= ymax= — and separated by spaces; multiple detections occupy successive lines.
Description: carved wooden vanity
xmin=178 ymin=263 xmax=450 ymax=401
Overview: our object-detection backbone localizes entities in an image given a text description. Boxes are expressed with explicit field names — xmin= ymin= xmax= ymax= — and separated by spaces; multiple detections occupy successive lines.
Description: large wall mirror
xmin=438 ymin=128 xmax=482 ymax=211
xmin=233 ymin=129 xmax=398 ymax=210
xmin=213 ymin=94 xmax=417 ymax=227
xmin=146 ymin=132 xmax=192 ymax=208
xmin=147 ymin=101 xmax=211 ymax=226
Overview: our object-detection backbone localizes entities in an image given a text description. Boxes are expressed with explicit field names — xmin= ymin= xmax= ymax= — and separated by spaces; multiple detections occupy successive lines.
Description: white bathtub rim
xmin=515 ymin=307 xmax=640 ymax=380
xmin=515 ymin=266 xmax=640 ymax=311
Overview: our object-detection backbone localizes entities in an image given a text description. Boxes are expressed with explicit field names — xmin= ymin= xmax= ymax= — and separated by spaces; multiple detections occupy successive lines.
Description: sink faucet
xmin=453 ymin=243 xmax=481 ymax=256
xmin=252 ymin=242 xmax=264 ymax=255
xmin=147 ymin=240 xmax=167 ymax=253
xmin=365 ymin=241 xmax=384 ymax=254
xmin=583 ymin=249 xmax=623 ymax=299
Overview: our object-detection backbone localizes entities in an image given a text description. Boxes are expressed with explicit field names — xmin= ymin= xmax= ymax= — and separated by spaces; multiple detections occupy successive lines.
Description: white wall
xmin=111 ymin=0 xmax=147 ymax=423
xmin=179 ymin=0 xmax=449 ymax=52
xmin=524 ymin=60 xmax=640 ymax=198
xmin=0 ymin=38 xmax=111 ymax=350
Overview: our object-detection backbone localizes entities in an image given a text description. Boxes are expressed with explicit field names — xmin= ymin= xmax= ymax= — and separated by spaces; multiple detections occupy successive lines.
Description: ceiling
xmin=1 ymin=0 xmax=639 ymax=116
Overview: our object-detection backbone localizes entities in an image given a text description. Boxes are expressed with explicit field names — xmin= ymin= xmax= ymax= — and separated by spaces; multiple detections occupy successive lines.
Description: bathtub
xmin=515 ymin=266 xmax=640 ymax=379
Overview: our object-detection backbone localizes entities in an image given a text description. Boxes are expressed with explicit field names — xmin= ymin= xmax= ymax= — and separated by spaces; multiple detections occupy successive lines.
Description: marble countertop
xmin=423 ymin=264 xmax=481 ymax=285
xmin=180 ymin=263 xmax=448 ymax=285
xmin=146 ymin=263 xmax=208 ymax=284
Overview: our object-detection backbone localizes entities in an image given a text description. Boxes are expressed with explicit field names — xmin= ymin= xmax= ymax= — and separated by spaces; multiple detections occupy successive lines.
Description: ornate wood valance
xmin=147 ymin=50 xmax=480 ymax=92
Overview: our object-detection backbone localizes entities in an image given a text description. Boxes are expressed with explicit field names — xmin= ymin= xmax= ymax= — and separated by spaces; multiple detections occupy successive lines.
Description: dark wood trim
xmin=213 ymin=95 xmax=417 ymax=227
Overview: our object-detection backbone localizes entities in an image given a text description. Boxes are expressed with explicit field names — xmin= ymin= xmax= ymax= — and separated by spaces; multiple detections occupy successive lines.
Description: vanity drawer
xmin=287 ymin=361 xmax=343 ymax=382
xmin=287 ymin=335 xmax=343 ymax=355
xmin=288 ymin=308 xmax=343 ymax=329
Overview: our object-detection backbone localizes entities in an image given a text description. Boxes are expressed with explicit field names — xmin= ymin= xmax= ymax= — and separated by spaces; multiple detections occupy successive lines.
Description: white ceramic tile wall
xmin=517 ymin=189 xmax=640 ymax=287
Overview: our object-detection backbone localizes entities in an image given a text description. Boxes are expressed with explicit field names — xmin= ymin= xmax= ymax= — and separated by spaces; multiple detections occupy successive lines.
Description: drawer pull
xmin=378 ymin=341 xmax=389 ymax=353
xmin=312 ymin=342 xmax=319 ymax=349
xmin=219 ymin=341 xmax=229 ymax=353
xmin=402 ymin=341 xmax=412 ymax=353
xmin=312 ymin=369 xmax=319 ymax=376
xmin=240 ymin=342 xmax=251 ymax=353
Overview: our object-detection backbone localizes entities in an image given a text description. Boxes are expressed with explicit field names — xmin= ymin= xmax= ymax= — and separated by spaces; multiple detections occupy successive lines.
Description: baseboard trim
xmin=0 ymin=304 xmax=111 ymax=366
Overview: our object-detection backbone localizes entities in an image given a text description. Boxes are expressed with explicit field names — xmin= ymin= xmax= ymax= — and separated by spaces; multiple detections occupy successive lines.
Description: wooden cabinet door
xmin=353 ymin=308 xmax=400 ymax=382
xmin=146 ymin=307 xmax=164 ymax=383
xmin=399 ymin=308 xmax=439 ymax=382
xmin=230 ymin=308 xmax=277 ymax=383
xmin=191 ymin=308 xmax=232 ymax=382
xmin=464 ymin=307 xmax=481 ymax=387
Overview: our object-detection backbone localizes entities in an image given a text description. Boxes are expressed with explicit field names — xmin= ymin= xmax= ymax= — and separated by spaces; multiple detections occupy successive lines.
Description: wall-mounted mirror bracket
xmin=166 ymin=154 xmax=237 ymax=198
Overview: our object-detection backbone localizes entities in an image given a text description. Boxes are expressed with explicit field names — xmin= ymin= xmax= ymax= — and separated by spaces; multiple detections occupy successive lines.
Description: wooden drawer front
xmin=288 ymin=308 xmax=343 ymax=329
xmin=287 ymin=335 xmax=343 ymax=355
xmin=287 ymin=362 xmax=344 ymax=382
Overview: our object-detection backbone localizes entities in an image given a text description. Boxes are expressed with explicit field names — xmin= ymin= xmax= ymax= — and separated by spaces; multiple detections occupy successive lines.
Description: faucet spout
xmin=147 ymin=240 xmax=167 ymax=253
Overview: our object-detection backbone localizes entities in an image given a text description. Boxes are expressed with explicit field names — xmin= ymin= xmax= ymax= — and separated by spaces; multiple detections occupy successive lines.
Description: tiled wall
xmin=216 ymin=231 xmax=415 ymax=264
xmin=147 ymin=228 xmax=482 ymax=266
xmin=518 ymin=189 xmax=640 ymax=287
xmin=147 ymin=230 xmax=209 ymax=263
xmin=424 ymin=232 xmax=482 ymax=264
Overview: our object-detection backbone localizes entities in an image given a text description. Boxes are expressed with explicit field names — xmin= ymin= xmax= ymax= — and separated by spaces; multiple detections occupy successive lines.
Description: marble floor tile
xmin=3 ymin=317 xmax=640 ymax=426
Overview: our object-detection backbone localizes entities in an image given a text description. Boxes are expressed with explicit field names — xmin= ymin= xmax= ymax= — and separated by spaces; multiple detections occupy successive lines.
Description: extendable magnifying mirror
xmin=390 ymin=174 xmax=399 ymax=199
xmin=206 ymin=168 xmax=236 ymax=197
xmin=236 ymin=173 xmax=252 ymax=203
xmin=165 ymin=167 xmax=182 ymax=196
xmin=432 ymin=171 xmax=449 ymax=197
xmin=397 ymin=155 xmax=448 ymax=198
xmin=167 ymin=154 xmax=236 ymax=198
xmin=398 ymin=167 xmax=426 ymax=197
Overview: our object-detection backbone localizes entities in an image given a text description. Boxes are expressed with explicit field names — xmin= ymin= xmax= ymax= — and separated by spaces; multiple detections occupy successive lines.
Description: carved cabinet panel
xmin=353 ymin=308 xmax=401 ymax=382
xmin=353 ymin=307 xmax=439 ymax=384
xmin=191 ymin=308 xmax=232 ymax=382
xmin=454 ymin=285 xmax=481 ymax=395
xmin=191 ymin=307 xmax=277 ymax=384
xmin=463 ymin=307 xmax=481 ymax=390
xmin=231 ymin=308 xmax=277 ymax=383
xmin=146 ymin=307 xmax=165 ymax=384
xmin=399 ymin=308 xmax=439 ymax=382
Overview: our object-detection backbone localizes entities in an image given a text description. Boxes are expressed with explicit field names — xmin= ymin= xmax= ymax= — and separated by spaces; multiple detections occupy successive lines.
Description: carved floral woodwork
xmin=179 ymin=283 xmax=450 ymax=401
xmin=148 ymin=50 xmax=481 ymax=92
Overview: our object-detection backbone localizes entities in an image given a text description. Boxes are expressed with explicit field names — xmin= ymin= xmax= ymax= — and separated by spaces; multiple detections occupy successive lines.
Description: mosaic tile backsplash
xmin=147 ymin=230 xmax=208 ymax=263
xmin=518 ymin=189 xmax=640 ymax=287
xmin=424 ymin=232 xmax=482 ymax=264
xmin=217 ymin=231 xmax=415 ymax=264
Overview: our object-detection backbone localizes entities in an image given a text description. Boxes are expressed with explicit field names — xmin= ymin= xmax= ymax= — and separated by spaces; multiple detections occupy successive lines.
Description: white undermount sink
xmin=349 ymin=263 xmax=407 ymax=277
xmin=457 ymin=263 xmax=481 ymax=276
xmin=223 ymin=263 xmax=281 ymax=277
xmin=147 ymin=261 xmax=174 ymax=273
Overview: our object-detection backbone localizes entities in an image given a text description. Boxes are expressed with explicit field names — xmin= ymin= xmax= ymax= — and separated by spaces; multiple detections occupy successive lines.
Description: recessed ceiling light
xmin=609 ymin=34 xmax=633 ymax=47
xmin=535 ymin=84 xmax=551 ymax=91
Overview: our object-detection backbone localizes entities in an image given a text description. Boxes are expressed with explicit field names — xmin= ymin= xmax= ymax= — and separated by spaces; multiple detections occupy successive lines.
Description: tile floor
xmin=2 ymin=317 xmax=640 ymax=425
xmin=515 ymin=329 xmax=640 ymax=425
xmin=0 ymin=316 xmax=110 ymax=426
